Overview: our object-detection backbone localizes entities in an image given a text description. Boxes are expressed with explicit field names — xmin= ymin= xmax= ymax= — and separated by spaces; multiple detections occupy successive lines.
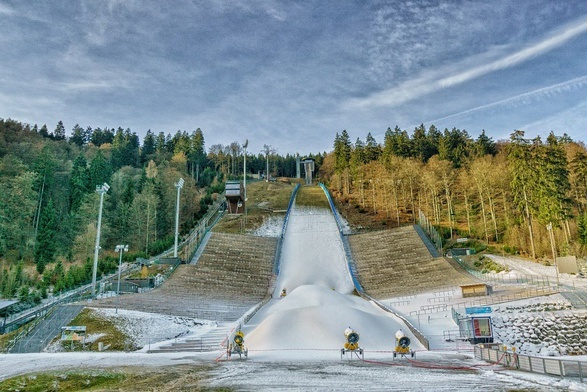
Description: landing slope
xmin=243 ymin=186 xmax=421 ymax=357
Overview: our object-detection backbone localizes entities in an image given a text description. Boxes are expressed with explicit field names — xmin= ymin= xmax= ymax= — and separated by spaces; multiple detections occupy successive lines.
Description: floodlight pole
xmin=243 ymin=139 xmax=248 ymax=201
xmin=115 ymin=244 xmax=128 ymax=314
xmin=92 ymin=183 xmax=110 ymax=297
xmin=266 ymin=152 xmax=269 ymax=182
xmin=546 ymin=223 xmax=560 ymax=287
xmin=174 ymin=178 xmax=185 ymax=258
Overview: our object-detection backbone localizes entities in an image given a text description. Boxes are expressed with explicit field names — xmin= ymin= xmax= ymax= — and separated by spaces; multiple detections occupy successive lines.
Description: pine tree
xmin=535 ymin=133 xmax=571 ymax=227
xmin=365 ymin=133 xmax=380 ymax=162
xmin=189 ymin=128 xmax=205 ymax=183
xmin=53 ymin=121 xmax=66 ymax=141
xmin=141 ymin=130 xmax=156 ymax=164
xmin=70 ymin=124 xmax=86 ymax=147
xmin=89 ymin=150 xmax=112 ymax=187
xmin=508 ymin=130 xmax=538 ymax=258
xmin=35 ymin=198 xmax=58 ymax=273
xmin=70 ymin=154 xmax=90 ymax=212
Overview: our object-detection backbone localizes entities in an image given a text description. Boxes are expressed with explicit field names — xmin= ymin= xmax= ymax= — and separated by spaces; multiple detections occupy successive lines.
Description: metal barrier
xmin=317 ymin=183 xmax=429 ymax=350
xmin=274 ymin=184 xmax=300 ymax=275
xmin=318 ymin=183 xmax=363 ymax=293
xmin=156 ymin=195 xmax=226 ymax=263
xmin=474 ymin=345 xmax=586 ymax=382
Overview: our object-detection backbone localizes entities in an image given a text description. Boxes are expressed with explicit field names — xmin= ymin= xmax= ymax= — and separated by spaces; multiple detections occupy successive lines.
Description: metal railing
xmin=156 ymin=195 xmax=226 ymax=263
xmin=318 ymin=183 xmax=429 ymax=350
xmin=475 ymin=344 xmax=586 ymax=382
xmin=418 ymin=210 xmax=442 ymax=253
xmin=274 ymin=184 xmax=300 ymax=275
xmin=318 ymin=183 xmax=363 ymax=293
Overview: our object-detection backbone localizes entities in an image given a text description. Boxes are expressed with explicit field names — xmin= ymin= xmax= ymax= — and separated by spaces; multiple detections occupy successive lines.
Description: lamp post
xmin=91 ymin=183 xmax=110 ymax=297
xmin=115 ymin=244 xmax=129 ymax=314
xmin=546 ymin=223 xmax=560 ymax=286
xmin=243 ymin=139 xmax=248 ymax=201
xmin=266 ymin=151 xmax=269 ymax=182
xmin=174 ymin=178 xmax=185 ymax=258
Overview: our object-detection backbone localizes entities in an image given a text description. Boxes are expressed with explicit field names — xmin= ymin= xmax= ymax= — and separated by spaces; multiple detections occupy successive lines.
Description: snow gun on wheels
xmin=393 ymin=329 xmax=415 ymax=359
xmin=341 ymin=327 xmax=364 ymax=360
xmin=227 ymin=330 xmax=248 ymax=359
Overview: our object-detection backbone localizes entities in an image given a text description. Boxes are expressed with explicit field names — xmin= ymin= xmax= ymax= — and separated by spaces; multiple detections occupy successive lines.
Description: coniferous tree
xmin=535 ymin=133 xmax=571 ymax=229
xmin=333 ymin=130 xmax=351 ymax=173
xmin=508 ymin=130 xmax=538 ymax=258
xmin=35 ymin=198 xmax=58 ymax=273
xmin=70 ymin=124 xmax=86 ymax=147
xmin=89 ymin=150 xmax=113 ymax=188
xmin=69 ymin=154 xmax=90 ymax=212
xmin=383 ymin=126 xmax=412 ymax=160
xmin=39 ymin=124 xmax=49 ymax=138
xmin=53 ymin=121 xmax=66 ymax=141
xmin=141 ymin=130 xmax=156 ymax=164
xmin=473 ymin=130 xmax=497 ymax=157
xmin=365 ymin=133 xmax=381 ymax=162
xmin=571 ymin=150 xmax=587 ymax=211
xmin=189 ymin=128 xmax=205 ymax=182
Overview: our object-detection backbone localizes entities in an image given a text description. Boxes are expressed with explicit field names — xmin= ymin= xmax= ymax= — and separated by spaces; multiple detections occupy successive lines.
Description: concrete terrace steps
xmin=148 ymin=325 xmax=232 ymax=353
xmin=91 ymin=232 xmax=278 ymax=323
xmin=348 ymin=226 xmax=476 ymax=298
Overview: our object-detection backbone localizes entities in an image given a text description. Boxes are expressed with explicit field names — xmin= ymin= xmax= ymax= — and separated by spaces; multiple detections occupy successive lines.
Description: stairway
xmin=147 ymin=325 xmax=232 ymax=353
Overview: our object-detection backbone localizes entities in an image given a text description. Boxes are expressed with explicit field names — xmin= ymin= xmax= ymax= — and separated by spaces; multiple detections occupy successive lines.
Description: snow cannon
xmin=280 ymin=288 xmax=287 ymax=298
xmin=341 ymin=327 xmax=364 ymax=359
xmin=227 ymin=330 xmax=248 ymax=359
xmin=393 ymin=329 xmax=415 ymax=359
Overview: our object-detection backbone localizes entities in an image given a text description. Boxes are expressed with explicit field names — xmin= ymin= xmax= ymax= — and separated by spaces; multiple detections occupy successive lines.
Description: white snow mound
xmin=245 ymin=285 xmax=424 ymax=352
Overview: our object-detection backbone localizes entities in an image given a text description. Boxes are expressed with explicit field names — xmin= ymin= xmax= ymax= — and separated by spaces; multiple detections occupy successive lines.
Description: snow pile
xmin=244 ymin=285 xmax=422 ymax=355
xmin=252 ymin=215 xmax=284 ymax=237
xmin=492 ymin=303 xmax=587 ymax=356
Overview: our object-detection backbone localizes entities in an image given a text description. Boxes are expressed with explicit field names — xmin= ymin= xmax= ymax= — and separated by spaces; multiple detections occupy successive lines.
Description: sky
xmin=1 ymin=0 xmax=587 ymax=155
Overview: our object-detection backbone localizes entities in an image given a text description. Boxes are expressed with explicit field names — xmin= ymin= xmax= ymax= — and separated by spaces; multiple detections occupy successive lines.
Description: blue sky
xmin=1 ymin=1 xmax=586 ymax=155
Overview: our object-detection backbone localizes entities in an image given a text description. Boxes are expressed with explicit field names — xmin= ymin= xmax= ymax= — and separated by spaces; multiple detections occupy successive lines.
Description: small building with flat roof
xmin=225 ymin=180 xmax=245 ymax=214
xmin=460 ymin=283 xmax=492 ymax=298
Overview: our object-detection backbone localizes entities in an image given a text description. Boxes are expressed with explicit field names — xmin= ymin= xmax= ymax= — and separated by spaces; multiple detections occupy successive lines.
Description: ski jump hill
xmin=91 ymin=184 xmax=477 ymax=352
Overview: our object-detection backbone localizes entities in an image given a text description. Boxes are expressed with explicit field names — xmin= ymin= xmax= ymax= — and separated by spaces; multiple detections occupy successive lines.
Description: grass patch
xmin=0 ymin=371 xmax=124 ymax=392
xmin=449 ymin=239 xmax=487 ymax=253
xmin=60 ymin=308 xmax=137 ymax=352
xmin=461 ymin=255 xmax=508 ymax=274
xmin=0 ymin=324 xmax=26 ymax=352
xmin=0 ymin=365 xmax=231 ymax=392
xmin=295 ymin=186 xmax=330 ymax=208
xmin=247 ymin=180 xmax=296 ymax=211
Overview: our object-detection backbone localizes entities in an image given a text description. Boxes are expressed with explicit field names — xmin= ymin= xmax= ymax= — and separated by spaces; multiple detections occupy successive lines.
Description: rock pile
xmin=492 ymin=303 xmax=587 ymax=356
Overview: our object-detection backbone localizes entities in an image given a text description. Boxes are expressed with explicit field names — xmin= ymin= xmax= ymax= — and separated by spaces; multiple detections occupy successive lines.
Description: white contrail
xmin=437 ymin=18 xmax=587 ymax=88
xmin=345 ymin=15 xmax=587 ymax=109
xmin=427 ymin=75 xmax=587 ymax=123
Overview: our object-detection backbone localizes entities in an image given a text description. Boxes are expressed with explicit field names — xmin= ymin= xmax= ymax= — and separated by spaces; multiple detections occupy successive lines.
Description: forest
xmin=322 ymin=125 xmax=587 ymax=263
xmin=1 ymin=117 xmax=585 ymax=309
xmin=0 ymin=118 xmax=322 ymax=309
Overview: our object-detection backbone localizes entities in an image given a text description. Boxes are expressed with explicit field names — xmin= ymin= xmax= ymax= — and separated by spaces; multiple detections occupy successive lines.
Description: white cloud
xmin=0 ymin=3 xmax=15 ymax=15
xmin=346 ymin=14 xmax=587 ymax=110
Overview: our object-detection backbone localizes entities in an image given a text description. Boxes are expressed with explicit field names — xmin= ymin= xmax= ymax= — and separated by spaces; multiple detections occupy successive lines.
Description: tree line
xmin=323 ymin=125 xmax=586 ymax=260
xmin=0 ymin=118 xmax=321 ymax=306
